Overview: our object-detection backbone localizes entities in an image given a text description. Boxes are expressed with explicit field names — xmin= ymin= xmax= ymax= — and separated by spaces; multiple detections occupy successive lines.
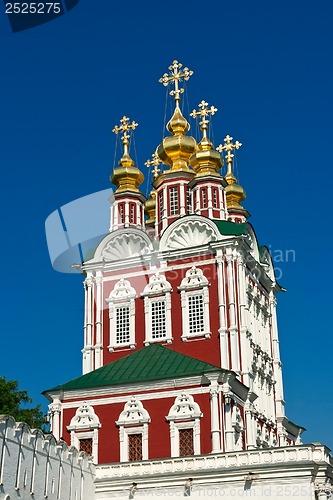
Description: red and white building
xmin=44 ymin=61 xmax=333 ymax=500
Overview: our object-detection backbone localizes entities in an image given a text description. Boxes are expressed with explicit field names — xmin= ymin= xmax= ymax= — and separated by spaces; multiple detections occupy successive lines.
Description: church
xmin=43 ymin=61 xmax=333 ymax=499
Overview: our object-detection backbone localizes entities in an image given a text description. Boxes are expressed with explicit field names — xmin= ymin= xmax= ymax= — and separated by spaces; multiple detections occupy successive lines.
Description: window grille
xmin=188 ymin=294 xmax=205 ymax=335
xmin=79 ymin=438 xmax=93 ymax=456
xmin=187 ymin=189 xmax=192 ymax=213
xmin=179 ymin=429 xmax=194 ymax=456
xmin=202 ymin=188 xmax=207 ymax=208
xmin=213 ymin=188 xmax=218 ymax=208
xmin=128 ymin=434 xmax=143 ymax=461
xmin=159 ymin=191 xmax=164 ymax=220
xmin=116 ymin=306 xmax=130 ymax=344
xmin=151 ymin=300 xmax=166 ymax=339
xmin=169 ymin=187 xmax=178 ymax=216
xmin=130 ymin=203 xmax=135 ymax=223
xmin=119 ymin=204 xmax=125 ymax=223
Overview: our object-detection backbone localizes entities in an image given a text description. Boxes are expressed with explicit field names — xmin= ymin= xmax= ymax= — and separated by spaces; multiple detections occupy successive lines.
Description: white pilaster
xmin=216 ymin=254 xmax=229 ymax=369
xmin=208 ymin=376 xmax=221 ymax=453
xmin=226 ymin=249 xmax=240 ymax=373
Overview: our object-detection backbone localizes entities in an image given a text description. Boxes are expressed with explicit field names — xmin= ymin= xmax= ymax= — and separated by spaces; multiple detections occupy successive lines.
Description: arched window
xmin=141 ymin=273 xmax=172 ymax=344
xmin=67 ymin=402 xmax=101 ymax=463
xmin=166 ymin=393 xmax=202 ymax=457
xmin=106 ymin=278 xmax=136 ymax=351
xmin=116 ymin=397 xmax=150 ymax=462
xmin=178 ymin=267 xmax=211 ymax=341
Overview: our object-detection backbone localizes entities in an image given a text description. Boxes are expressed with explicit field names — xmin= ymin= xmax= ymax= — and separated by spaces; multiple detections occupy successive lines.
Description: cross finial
xmin=159 ymin=60 xmax=193 ymax=106
xmin=190 ymin=100 xmax=217 ymax=139
xmin=216 ymin=135 xmax=242 ymax=176
xmin=145 ymin=152 xmax=162 ymax=179
xmin=112 ymin=116 xmax=138 ymax=158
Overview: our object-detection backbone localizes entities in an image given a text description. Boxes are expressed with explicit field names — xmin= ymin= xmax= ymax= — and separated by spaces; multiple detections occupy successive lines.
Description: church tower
xmin=44 ymin=60 xmax=304 ymax=467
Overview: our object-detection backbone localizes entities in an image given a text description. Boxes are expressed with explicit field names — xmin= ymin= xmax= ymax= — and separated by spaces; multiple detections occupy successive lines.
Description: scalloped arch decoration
xmin=161 ymin=219 xmax=219 ymax=251
xmin=91 ymin=228 xmax=154 ymax=262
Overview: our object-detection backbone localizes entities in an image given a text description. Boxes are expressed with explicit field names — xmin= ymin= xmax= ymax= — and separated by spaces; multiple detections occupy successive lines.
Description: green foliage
xmin=0 ymin=376 xmax=46 ymax=430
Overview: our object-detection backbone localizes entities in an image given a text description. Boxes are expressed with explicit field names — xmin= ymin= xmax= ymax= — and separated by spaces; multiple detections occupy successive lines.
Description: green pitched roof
xmin=44 ymin=344 xmax=222 ymax=393
xmin=212 ymin=220 xmax=246 ymax=236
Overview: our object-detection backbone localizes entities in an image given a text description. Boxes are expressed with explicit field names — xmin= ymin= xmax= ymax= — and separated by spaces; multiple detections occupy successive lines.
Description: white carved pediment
xmin=102 ymin=233 xmax=149 ymax=260
xmin=167 ymin=392 xmax=202 ymax=421
xmin=160 ymin=217 xmax=220 ymax=251
xmin=116 ymin=397 xmax=150 ymax=425
xmin=91 ymin=229 xmax=153 ymax=262
xmin=67 ymin=402 xmax=101 ymax=431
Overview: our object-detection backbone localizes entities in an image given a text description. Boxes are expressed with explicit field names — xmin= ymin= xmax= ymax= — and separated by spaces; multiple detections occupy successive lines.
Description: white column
xmin=162 ymin=185 xmax=168 ymax=231
xmin=208 ymin=376 xmax=221 ymax=453
xmin=179 ymin=182 xmax=186 ymax=216
xmin=269 ymin=290 xmax=285 ymax=418
xmin=245 ymin=404 xmax=256 ymax=450
xmin=216 ymin=254 xmax=229 ymax=369
xmin=94 ymin=272 xmax=103 ymax=369
xmin=237 ymin=254 xmax=251 ymax=385
xmin=49 ymin=399 xmax=62 ymax=441
xmin=224 ymin=394 xmax=234 ymax=452
xmin=207 ymin=185 xmax=213 ymax=219
xmin=83 ymin=275 xmax=94 ymax=374
xmin=124 ymin=200 xmax=129 ymax=226
xmin=226 ymin=249 xmax=240 ymax=373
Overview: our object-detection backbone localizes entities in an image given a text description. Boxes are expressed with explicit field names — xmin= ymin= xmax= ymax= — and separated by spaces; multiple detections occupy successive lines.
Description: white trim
xmin=142 ymin=273 xmax=172 ymax=344
xmin=106 ymin=278 xmax=136 ymax=351
xmin=179 ymin=267 xmax=211 ymax=341
xmin=166 ymin=393 xmax=202 ymax=457
xmin=117 ymin=398 xmax=150 ymax=462
xmin=67 ymin=402 xmax=101 ymax=463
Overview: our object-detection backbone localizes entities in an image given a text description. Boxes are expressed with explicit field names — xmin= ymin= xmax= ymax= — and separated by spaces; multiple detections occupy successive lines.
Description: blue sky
xmin=0 ymin=0 xmax=332 ymax=448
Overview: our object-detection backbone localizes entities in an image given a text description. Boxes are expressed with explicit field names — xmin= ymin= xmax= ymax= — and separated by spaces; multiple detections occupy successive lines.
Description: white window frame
xmin=106 ymin=278 xmax=136 ymax=351
xmin=179 ymin=267 xmax=211 ymax=341
xmin=142 ymin=273 xmax=172 ymax=345
xmin=169 ymin=186 xmax=179 ymax=216
xmin=67 ymin=402 xmax=101 ymax=464
xmin=117 ymin=397 xmax=150 ymax=462
xmin=166 ymin=393 xmax=202 ymax=457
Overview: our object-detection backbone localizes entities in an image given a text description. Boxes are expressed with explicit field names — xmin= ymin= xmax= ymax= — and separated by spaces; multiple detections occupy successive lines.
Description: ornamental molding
xmin=92 ymin=228 xmax=153 ymax=262
xmin=67 ymin=402 xmax=101 ymax=431
xmin=106 ymin=278 xmax=136 ymax=303
xmin=166 ymin=393 xmax=202 ymax=421
xmin=178 ymin=266 xmax=209 ymax=291
xmin=141 ymin=272 xmax=172 ymax=297
xmin=159 ymin=216 xmax=220 ymax=252
xmin=116 ymin=397 xmax=151 ymax=426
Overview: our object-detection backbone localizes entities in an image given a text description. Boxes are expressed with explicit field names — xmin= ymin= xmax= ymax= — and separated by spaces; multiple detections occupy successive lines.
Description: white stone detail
xmin=67 ymin=402 xmax=101 ymax=464
xmin=116 ymin=398 xmax=150 ymax=461
xmin=102 ymin=233 xmax=149 ymax=260
xmin=106 ymin=278 xmax=136 ymax=350
xmin=166 ymin=393 xmax=202 ymax=457
xmin=160 ymin=217 xmax=220 ymax=251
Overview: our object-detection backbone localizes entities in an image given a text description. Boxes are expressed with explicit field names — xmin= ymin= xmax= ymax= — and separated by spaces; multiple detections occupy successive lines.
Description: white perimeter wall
xmin=0 ymin=415 xmax=95 ymax=500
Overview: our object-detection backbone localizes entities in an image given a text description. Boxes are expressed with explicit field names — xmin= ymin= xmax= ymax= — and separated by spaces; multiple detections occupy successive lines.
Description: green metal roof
xmin=212 ymin=220 xmax=246 ymax=236
xmin=44 ymin=344 xmax=222 ymax=393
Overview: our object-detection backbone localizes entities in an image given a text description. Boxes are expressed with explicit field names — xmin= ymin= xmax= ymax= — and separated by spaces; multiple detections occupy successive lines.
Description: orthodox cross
xmin=159 ymin=60 xmax=193 ymax=105
xmin=145 ymin=152 xmax=162 ymax=179
xmin=216 ymin=134 xmax=242 ymax=174
xmin=112 ymin=116 xmax=138 ymax=156
xmin=190 ymin=100 xmax=217 ymax=139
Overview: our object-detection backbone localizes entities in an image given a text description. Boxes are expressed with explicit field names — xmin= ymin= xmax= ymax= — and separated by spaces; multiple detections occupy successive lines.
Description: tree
xmin=0 ymin=376 xmax=46 ymax=430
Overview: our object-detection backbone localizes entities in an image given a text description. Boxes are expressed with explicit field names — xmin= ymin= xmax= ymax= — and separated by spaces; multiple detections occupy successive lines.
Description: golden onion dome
xmin=189 ymin=100 xmax=222 ymax=176
xmin=111 ymin=116 xmax=144 ymax=193
xmin=225 ymin=171 xmax=247 ymax=210
xmin=157 ymin=106 xmax=197 ymax=172
xmin=190 ymin=135 xmax=222 ymax=176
